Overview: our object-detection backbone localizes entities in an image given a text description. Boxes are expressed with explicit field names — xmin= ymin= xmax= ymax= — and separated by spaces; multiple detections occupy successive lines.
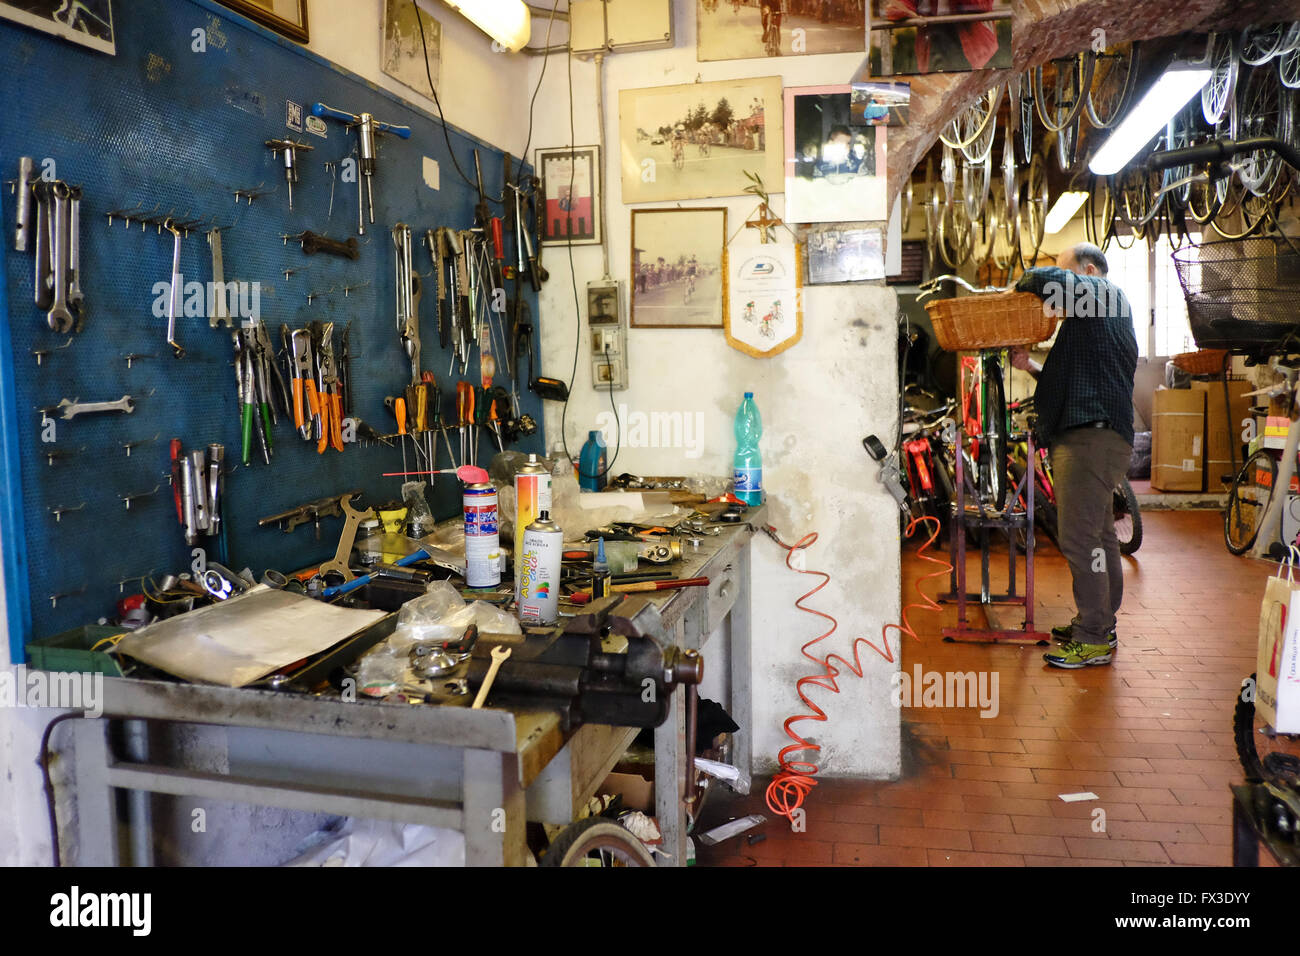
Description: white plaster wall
xmin=530 ymin=1 xmax=903 ymax=777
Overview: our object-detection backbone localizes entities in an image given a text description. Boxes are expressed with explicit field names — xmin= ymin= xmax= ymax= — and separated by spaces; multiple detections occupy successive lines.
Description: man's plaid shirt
xmin=1014 ymin=266 xmax=1139 ymax=447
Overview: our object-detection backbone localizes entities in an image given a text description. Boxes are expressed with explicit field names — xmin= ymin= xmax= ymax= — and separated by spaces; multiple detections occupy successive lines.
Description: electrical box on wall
xmin=587 ymin=279 xmax=627 ymax=390
xmin=569 ymin=0 xmax=673 ymax=57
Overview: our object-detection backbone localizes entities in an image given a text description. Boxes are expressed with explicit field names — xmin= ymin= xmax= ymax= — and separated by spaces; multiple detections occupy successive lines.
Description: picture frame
xmin=619 ymin=76 xmax=784 ymax=204
xmin=800 ymin=222 xmax=885 ymax=284
xmin=696 ymin=0 xmax=865 ymax=62
xmin=0 ymin=0 xmax=115 ymax=54
xmin=630 ymin=208 xmax=728 ymax=329
xmin=382 ymin=0 xmax=440 ymax=95
xmin=851 ymin=81 xmax=910 ymax=126
xmin=537 ymin=146 xmax=602 ymax=246
xmin=783 ymin=85 xmax=888 ymax=224
xmin=215 ymin=0 xmax=309 ymax=44
xmin=861 ymin=0 xmax=1011 ymax=78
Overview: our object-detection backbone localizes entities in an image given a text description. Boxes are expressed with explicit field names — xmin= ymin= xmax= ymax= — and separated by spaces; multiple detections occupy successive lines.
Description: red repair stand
xmin=940 ymin=426 xmax=1050 ymax=645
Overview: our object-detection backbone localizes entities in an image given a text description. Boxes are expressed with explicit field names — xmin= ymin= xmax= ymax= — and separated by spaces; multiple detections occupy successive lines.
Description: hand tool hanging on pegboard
xmin=310 ymin=102 xmax=412 ymax=235
xmin=12 ymin=161 xmax=86 ymax=334
xmin=265 ymin=139 xmax=314 ymax=211
xmin=392 ymin=222 xmax=421 ymax=385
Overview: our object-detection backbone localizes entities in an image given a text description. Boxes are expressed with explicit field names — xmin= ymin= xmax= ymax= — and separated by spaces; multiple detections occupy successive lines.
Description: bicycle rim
xmin=1224 ymin=449 xmax=1276 ymax=554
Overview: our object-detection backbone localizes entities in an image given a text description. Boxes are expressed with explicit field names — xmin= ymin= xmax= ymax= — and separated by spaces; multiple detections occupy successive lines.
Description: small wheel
xmin=1224 ymin=449 xmax=1277 ymax=555
xmin=1113 ymin=478 xmax=1142 ymax=556
xmin=540 ymin=817 xmax=656 ymax=867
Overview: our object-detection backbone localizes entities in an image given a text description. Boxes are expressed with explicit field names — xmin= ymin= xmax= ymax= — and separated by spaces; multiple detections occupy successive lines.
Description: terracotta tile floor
xmin=697 ymin=509 xmax=1273 ymax=867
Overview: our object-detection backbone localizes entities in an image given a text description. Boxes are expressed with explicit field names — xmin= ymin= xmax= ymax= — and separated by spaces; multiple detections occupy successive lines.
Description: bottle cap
xmin=744 ymin=391 xmax=754 ymax=398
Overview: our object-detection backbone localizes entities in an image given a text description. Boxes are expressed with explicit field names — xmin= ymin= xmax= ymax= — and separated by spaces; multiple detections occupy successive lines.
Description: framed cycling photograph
xmin=862 ymin=0 xmax=1012 ymax=77
xmin=630 ymin=208 xmax=728 ymax=329
xmin=619 ymin=76 xmax=784 ymax=204
xmin=696 ymin=0 xmax=865 ymax=62
xmin=0 ymin=0 xmax=115 ymax=54
xmin=537 ymin=146 xmax=602 ymax=246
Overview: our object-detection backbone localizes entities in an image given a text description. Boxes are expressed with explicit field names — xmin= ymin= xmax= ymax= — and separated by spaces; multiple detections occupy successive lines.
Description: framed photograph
xmin=0 ymin=0 xmax=115 ymax=54
xmin=784 ymin=85 xmax=888 ymax=224
xmin=696 ymin=0 xmax=865 ymax=62
xmin=631 ymin=208 xmax=728 ymax=329
xmin=382 ymin=0 xmax=440 ymax=94
xmin=619 ymin=76 xmax=784 ymax=204
xmin=863 ymin=0 xmax=1011 ymax=77
xmin=215 ymin=0 xmax=309 ymax=43
xmin=800 ymin=222 xmax=885 ymax=284
xmin=726 ymin=237 xmax=803 ymax=358
xmin=851 ymin=81 xmax=910 ymax=126
xmin=537 ymin=146 xmax=602 ymax=246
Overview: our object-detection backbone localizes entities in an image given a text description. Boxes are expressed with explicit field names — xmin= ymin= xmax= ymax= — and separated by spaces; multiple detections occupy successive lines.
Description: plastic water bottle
xmin=733 ymin=392 xmax=763 ymax=505
xmin=578 ymin=429 xmax=607 ymax=491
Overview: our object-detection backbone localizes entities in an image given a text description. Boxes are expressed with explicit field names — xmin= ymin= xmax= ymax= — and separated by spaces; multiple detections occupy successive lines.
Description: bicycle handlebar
xmin=918 ymin=274 xmax=1011 ymax=298
xmin=1144 ymin=137 xmax=1300 ymax=174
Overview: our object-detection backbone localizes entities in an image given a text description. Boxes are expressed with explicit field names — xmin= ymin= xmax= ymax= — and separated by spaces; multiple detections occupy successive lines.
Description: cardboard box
xmin=1194 ymin=380 xmax=1253 ymax=489
xmin=1151 ymin=387 xmax=1205 ymax=492
xmin=599 ymin=771 xmax=653 ymax=813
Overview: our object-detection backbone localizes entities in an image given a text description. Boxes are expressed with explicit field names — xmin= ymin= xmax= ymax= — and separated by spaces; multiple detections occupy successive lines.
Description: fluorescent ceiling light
xmin=1044 ymin=190 xmax=1088 ymax=234
xmin=1089 ymin=62 xmax=1212 ymax=176
xmin=440 ymin=0 xmax=531 ymax=52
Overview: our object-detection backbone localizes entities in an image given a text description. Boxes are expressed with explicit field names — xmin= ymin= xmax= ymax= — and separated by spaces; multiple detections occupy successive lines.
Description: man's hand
xmin=1009 ymin=346 xmax=1040 ymax=376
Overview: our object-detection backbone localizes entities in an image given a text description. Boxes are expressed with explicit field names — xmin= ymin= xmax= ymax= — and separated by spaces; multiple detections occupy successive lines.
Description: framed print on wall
xmin=863 ymin=0 xmax=1011 ymax=77
xmin=800 ymin=222 xmax=885 ymax=284
xmin=696 ymin=0 xmax=865 ymax=62
xmin=784 ymin=85 xmax=888 ymax=224
xmin=630 ymin=208 xmax=728 ymax=329
xmin=382 ymin=0 xmax=440 ymax=94
xmin=215 ymin=0 xmax=309 ymax=43
xmin=537 ymin=146 xmax=602 ymax=245
xmin=619 ymin=76 xmax=784 ymax=204
xmin=0 ymin=0 xmax=115 ymax=54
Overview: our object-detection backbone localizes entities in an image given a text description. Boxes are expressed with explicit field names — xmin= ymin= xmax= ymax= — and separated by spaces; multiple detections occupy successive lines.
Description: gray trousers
xmin=1048 ymin=427 xmax=1134 ymax=644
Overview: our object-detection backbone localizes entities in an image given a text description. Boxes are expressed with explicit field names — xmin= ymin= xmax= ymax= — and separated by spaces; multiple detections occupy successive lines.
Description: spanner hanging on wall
xmin=310 ymin=102 xmax=412 ymax=235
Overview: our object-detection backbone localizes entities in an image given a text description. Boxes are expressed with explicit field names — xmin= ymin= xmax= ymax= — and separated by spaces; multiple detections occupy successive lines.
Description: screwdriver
xmin=394 ymin=395 xmax=408 ymax=477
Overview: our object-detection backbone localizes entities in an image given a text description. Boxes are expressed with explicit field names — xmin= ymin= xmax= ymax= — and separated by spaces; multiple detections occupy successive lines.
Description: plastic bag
xmin=402 ymin=480 xmax=436 ymax=538
xmin=390 ymin=581 xmax=521 ymax=651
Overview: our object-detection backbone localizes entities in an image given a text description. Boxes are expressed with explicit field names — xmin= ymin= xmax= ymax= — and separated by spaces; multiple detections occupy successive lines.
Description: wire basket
xmin=923 ymin=291 xmax=1057 ymax=351
xmin=1172 ymin=237 xmax=1300 ymax=356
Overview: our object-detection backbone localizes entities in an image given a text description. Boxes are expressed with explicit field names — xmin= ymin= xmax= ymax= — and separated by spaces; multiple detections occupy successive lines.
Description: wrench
xmin=46 ymin=183 xmax=74 ymax=333
xmin=316 ymin=494 xmax=373 ymax=581
xmin=208 ymin=228 xmax=231 ymax=328
xmin=164 ymin=220 xmax=184 ymax=357
xmin=33 ymin=182 xmax=51 ymax=311
xmin=67 ymin=186 xmax=84 ymax=328
xmin=472 ymin=645 xmax=512 ymax=709
xmin=15 ymin=156 xmax=33 ymax=252
xmin=57 ymin=395 xmax=135 ymax=420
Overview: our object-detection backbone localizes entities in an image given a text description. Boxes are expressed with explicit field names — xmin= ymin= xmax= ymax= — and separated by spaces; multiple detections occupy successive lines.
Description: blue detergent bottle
xmin=578 ymin=429 xmax=607 ymax=491
xmin=733 ymin=392 xmax=763 ymax=505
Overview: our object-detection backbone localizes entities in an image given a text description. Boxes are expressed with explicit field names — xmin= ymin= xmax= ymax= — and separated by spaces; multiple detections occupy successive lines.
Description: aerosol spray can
xmin=518 ymin=511 xmax=562 ymax=625
xmin=463 ymin=482 xmax=502 ymax=588
xmin=514 ymin=454 xmax=552 ymax=601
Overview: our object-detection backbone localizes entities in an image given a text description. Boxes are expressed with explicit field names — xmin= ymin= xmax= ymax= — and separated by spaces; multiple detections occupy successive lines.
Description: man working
xmin=1010 ymin=242 xmax=1138 ymax=669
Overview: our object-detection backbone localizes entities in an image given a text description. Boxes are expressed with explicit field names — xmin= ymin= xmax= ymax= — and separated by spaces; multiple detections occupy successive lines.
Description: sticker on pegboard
xmin=286 ymin=100 xmax=303 ymax=132
xmin=225 ymin=84 xmax=266 ymax=117
xmin=305 ymin=115 xmax=327 ymax=138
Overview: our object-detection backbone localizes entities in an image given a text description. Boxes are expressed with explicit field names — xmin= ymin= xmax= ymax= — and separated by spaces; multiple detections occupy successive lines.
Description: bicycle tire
xmin=939 ymin=85 xmax=1003 ymax=151
xmin=1225 ymin=448 xmax=1277 ymax=555
xmin=1114 ymin=478 xmax=1142 ymax=555
xmin=1235 ymin=673 xmax=1300 ymax=785
xmin=540 ymin=817 xmax=657 ymax=867
xmin=982 ymin=353 xmax=1008 ymax=511
xmin=1203 ymin=33 xmax=1240 ymax=125
xmin=1085 ymin=43 xmax=1139 ymax=130
xmin=1034 ymin=53 xmax=1096 ymax=133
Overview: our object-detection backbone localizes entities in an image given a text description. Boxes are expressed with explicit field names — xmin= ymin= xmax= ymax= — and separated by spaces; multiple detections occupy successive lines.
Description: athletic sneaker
xmin=1051 ymin=623 xmax=1117 ymax=648
xmin=1044 ymin=640 xmax=1113 ymax=669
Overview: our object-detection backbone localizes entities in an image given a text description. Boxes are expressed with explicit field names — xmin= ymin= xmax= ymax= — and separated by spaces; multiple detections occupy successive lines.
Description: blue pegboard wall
xmin=0 ymin=0 xmax=546 ymax=658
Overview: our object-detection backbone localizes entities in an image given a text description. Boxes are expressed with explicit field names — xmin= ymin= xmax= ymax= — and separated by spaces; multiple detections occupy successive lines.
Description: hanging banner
xmin=725 ymin=237 xmax=803 ymax=358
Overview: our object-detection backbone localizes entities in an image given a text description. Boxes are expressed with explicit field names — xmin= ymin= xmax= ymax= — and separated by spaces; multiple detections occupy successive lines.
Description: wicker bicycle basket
xmin=923 ymin=291 xmax=1057 ymax=351
xmin=1171 ymin=349 xmax=1229 ymax=375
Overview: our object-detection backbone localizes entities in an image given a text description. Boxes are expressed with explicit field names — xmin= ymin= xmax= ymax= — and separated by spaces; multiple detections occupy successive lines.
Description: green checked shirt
xmin=1014 ymin=266 xmax=1138 ymax=448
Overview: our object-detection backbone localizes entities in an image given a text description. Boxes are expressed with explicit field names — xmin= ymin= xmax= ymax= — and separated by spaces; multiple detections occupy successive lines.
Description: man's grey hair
xmin=1072 ymin=242 xmax=1109 ymax=275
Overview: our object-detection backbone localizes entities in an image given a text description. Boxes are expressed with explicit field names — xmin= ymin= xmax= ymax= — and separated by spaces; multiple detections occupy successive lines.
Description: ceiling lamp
xmin=1044 ymin=190 xmax=1088 ymax=234
xmin=438 ymin=0 xmax=531 ymax=53
xmin=1089 ymin=60 xmax=1212 ymax=176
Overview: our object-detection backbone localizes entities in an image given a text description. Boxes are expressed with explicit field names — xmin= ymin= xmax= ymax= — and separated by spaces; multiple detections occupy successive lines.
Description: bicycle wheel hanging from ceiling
xmin=1084 ymin=172 xmax=1115 ymax=250
xmin=1034 ymin=52 xmax=1096 ymax=133
xmin=1202 ymin=32 xmax=1240 ymax=125
xmin=1021 ymin=151 xmax=1048 ymax=266
xmin=1231 ymin=63 xmax=1291 ymax=196
xmin=1241 ymin=22 xmax=1288 ymax=65
xmin=1015 ymin=71 xmax=1035 ymax=164
xmin=1085 ymin=42 xmax=1140 ymax=129
xmin=939 ymin=83 xmax=1004 ymax=152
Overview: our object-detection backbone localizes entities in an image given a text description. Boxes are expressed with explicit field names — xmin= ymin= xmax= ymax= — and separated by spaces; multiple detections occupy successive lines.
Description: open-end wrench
xmin=57 ymin=395 xmax=135 ymax=420
xmin=46 ymin=183 xmax=74 ymax=333
xmin=316 ymin=494 xmax=373 ymax=581
xmin=67 ymin=186 xmax=84 ymax=328
xmin=208 ymin=228 xmax=231 ymax=328
xmin=33 ymin=182 xmax=51 ymax=310
xmin=164 ymin=220 xmax=184 ymax=358
xmin=472 ymin=645 xmax=512 ymax=709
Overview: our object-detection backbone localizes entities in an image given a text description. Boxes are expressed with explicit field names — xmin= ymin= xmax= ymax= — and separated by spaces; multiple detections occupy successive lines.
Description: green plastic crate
xmin=27 ymin=625 xmax=126 ymax=677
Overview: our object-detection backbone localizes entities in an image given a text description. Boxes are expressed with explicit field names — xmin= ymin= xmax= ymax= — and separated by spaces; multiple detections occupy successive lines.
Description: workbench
xmin=70 ymin=512 xmax=758 ymax=867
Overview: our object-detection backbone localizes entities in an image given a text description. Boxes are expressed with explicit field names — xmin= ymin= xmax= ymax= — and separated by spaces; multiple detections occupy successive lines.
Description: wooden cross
xmin=745 ymin=202 xmax=782 ymax=244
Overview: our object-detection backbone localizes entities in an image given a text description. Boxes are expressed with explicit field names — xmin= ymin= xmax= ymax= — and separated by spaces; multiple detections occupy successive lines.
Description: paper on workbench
xmin=115 ymin=585 xmax=386 ymax=687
